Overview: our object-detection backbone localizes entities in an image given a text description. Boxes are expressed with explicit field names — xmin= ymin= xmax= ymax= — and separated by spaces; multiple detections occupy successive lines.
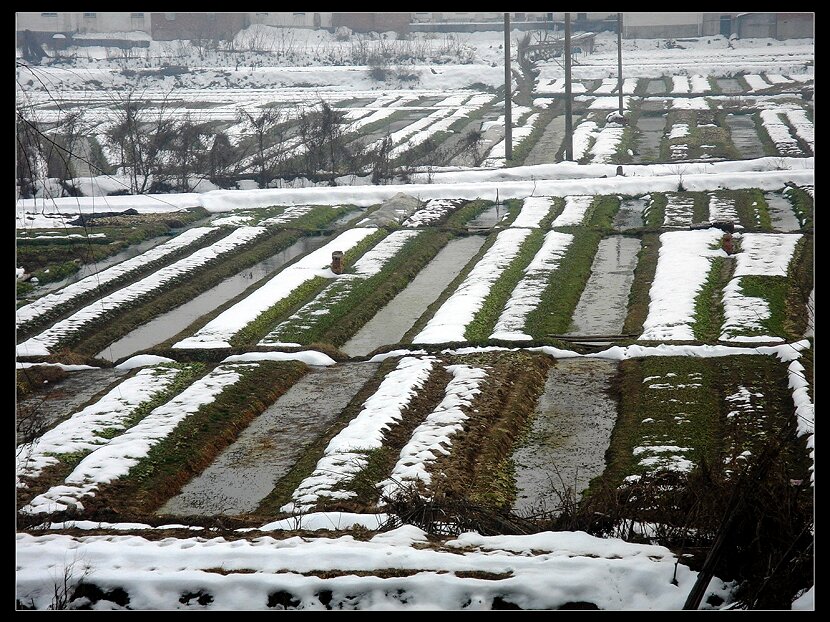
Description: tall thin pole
xmin=617 ymin=13 xmax=624 ymax=115
xmin=504 ymin=13 xmax=512 ymax=161
xmin=564 ymin=13 xmax=573 ymax=160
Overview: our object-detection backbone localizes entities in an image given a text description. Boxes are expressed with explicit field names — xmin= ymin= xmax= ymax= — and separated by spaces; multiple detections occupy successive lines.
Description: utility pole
xmin=504 ymin=13 xmax=512 ymax=161
xmin=617 ymin=13 xmax=624 ymax=115
xmin=564 ymin=12 xmax=573 ymax=160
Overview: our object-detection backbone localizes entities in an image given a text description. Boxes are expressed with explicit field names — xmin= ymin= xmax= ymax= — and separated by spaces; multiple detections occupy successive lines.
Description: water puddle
xmin=466 ymin=204 xmax=508 ymax=230
xmin=567 ymin=236 xmax=641 ymax=336
xmin=613 ymin=198 xmax=647 ymax=230
xmin=633 ymin=115 xmax=665 ymax=163
xmin=645 ymin=79 xmax=667 ymax=95
xmin=717 ymin=78 xmax=744 ymax=94
xmin=16 ymin=368 xmax=130 ymax=443
xmin=764 ymin=192 xmax=802 ymax=232
xmin=523 ymin=115 xmax=566 ymax=166
xmin=341 ymin=236 xmax=486 ymax=357
xmin=96 ymin=235 xmax=332 ymax=362
xmin=158 ymin=361 xmax=380 ymax=517
xmin=724 ymin=114 xmax=765 ymax=159
xmin=511 ymin=358 xmax=619 ymax=515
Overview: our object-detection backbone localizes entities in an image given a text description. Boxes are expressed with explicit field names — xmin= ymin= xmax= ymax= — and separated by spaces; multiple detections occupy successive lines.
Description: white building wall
xmin=248 ymin=12 xmax=332 ymax=29
xmin=16 ymin=12 xmax=151 ymax=34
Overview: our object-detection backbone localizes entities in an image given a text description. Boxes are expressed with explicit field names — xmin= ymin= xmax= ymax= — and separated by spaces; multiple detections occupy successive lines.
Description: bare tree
xmin=105 ymin=89 xmax=178 ymax=193
xmin=236 ymin=107 xmax=289 ymax=189
xmin=298 ymin=101 xmax=350 ymax=186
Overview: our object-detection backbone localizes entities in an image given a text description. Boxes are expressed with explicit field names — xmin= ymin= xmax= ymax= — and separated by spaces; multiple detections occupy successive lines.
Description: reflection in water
xmin=511 ymin=358 xmax=619 ymax=516
xmin=97 ymin=235 xmax=331 ymax=361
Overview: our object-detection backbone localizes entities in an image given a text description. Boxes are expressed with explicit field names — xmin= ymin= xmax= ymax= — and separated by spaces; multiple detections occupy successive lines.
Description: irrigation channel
xmin=16 ymin=368 xmax=130 ymax=443
xmin=341 ymin=235 xmax=486 ymax=357
xmin=764 ymin=191 xmax=803 ymax=232
xmin=566 ymin=236 xmax=641 ymax=336
xmin=511 ymin=358 xmax=619 ymax=516
xmin=523 ymin=115 xmax=567 ymax=166
xmin=632 ymin=115 xmax=666 ymax=163
xmin=158 ymin=361 xmax=381 ymax=517
xmin=723 ymin=113 xmax=766 ymax=159
xmin=613 ymin=197 xmax=647 ymax=230
xmin=465 ymin=203 xmax=509 ymax=230
xmin=716 ymin=78 xmax=744 ymax=94
xmin=96 ymin=234 xmax=334 ymax=362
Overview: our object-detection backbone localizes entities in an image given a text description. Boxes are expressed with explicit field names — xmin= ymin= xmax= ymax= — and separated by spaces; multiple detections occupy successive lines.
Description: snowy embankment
xmin=783 ymin=108 xmax=814 ymax=153
xmin=572 ymin=120 xmax=600 ymax=161
xmin=16 ymin=227 xmax=214 ymax=329
xmin=707 ymin=194 xmax=742 ymax=227
xmin=640 ymin=229 xmax=727 ymax=341
xmin=16 ymin=158 xmax=813 ymax=216
xmin=259 ymin=230 xmax=420 ymax=346
xmin=173 ymin=228 xmax=376 ymax=349
xmin=590 ymin=125 xmax=626 ymax=164
xmin=20 ymin=363 xmax=258 ymax=515
xmin=510 ymin=196 xmax=554 ymax=229
xmin=719 ymin=233 xmax=802 ymax=342
xmin=412 ymin=228 xmax=531 ymax=344
xmin=17 ymin=227 xmax=267 ymax=357
xmin=15 ymin=526 xmax=736 ymax=610
xmin=743 ymin=74 xmax=772 ymax=92
xmin=662 ymin=194 xmax=696 ymax=228
xmin=378 ymin=364 xmax=487 ymax=501
xmin=16 ymin=365 xmax=185 ymax=487
xmin=402 ymin=199 xmax=464 ymax=228
xmin=490 ymin=231 xmax=574 ymax=341
xmin=551 ymin=195 xmax=593 ymax=227
xmin=282 ymin=356 xmax=435 ymax=513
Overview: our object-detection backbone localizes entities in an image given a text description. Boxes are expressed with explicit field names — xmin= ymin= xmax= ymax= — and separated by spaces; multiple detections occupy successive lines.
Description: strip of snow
xmin=378 ymin=364 xmax=487 ymax=501
xmin=668 ymin=124 xmax=690 ymax=140
xmin=282 ymin=356 xmax=436 ymax=513
xmin=16 ymin=365 xmax=185 ymax=486
xmin=258 ymin=230 xmax=420 ymax=346
xmin=589 ymin=96 xmax=633 ymax=110
xmin=743 ymin=74 xmax=772 ymax=91
xmin=640 ymin=229 xmax=726 ymax=341
xmin=402 ymin=199 xmax=464 ymax=228
xmin=733 ymin=232 xmax=802 ymax=277
xmin=671 ymin=97 xmax=711 ymax=110
xmin=15 ymin=362 xmax=98 ymax=371
xmin=17 ymin=227 xmax=267 ymax=356
xmin=663 ymin=194 xmax=696 ymax=228
xmin=222 ymin=351 xmax=337 ymax=366
xmin=412 ymin=229 xmax=532 ymax=344
xmin=115 ymin=355 xmax=176 ymax=370
xmin=671 ymin=75 xmax=690 ymax=94
xmin=173 ymin=228 xmax=377 ymax=349
xmin=510 ymin=196 xmax=554 ymax=229
xmin=707 ymin=194 xmax=741 ymax=226
xmin=759 ymin=109 xmax=802 ymax=156
xmin=20 ymin=363 xmax=258 ymax=514
xmin=783 ymin=108 xmax=813 ymax=153
xmin=788 ymin=358 xmax=814 ymax=483
xmin=14 ymin=527 xmax=736 ymax=610
xmin=690 ymin=75 xmax=712 ymax=92
xmin=15 ymin=227 xmax=215 ymax=329
xmin=590 ymin=125 xmax=626 ymax=164
xmin=551 ymin=195 xmax=593 ymax=227
xmin=490 ymin=231 xmax=574 ymax=340
xmin=572 ymin=120 xmax=601 ymax=161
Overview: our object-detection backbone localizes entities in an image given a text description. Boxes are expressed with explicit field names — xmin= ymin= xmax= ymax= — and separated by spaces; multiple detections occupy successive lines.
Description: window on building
xmin=577 ymin=13 xmax=587 ymax=21
xmin=164 ymin=13 xmax=175 ymax=21
xmin=83 ymin=12 xmax=96 ymax=18
xmin=256 ymin=12 xmax=269 ymax=16
xmin=41 ymin=12 xmax=57 ymax=17
xmin=131 ymin=12 xmax=144 ymax=18
xmin=293 ymin=12 xmax=306 ymax=16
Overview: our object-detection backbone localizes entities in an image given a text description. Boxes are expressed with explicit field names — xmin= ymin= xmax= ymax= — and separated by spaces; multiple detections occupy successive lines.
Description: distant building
xmin=735 ymin=13 xmax=814 ymax=39
xmin=16 ymin=11 xmax=151 ymax=35
xmin=150 ymin=13 xmax=249 ymax=42
xmin=331 ymin=13 xmax=411 ymax=34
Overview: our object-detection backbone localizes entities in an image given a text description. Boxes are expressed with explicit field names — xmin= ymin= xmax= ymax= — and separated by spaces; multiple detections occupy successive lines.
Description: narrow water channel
xmin=567 ymin=236 xmax=641 ymax=336
xmin=764 ymin=192 xmax=802 ymax=232
xmin=724 ymin=114 xmax=766 ymax=159
xmin=96 ymin=235 xmax=332 ymax=362
xmin=511 ymin=358 xmax=619 ymax=516
xmin=157 ymin=361 xmax=380 ymax=517
xmin=633 ymin=115 xmax=666 ymax=163
xmin=466 ymin=204 xmax=507 ymax=230
xmin=341 ymin=235 xmax=486 ymax=357
xmin=613 ymin=198 xmax=647 ymax=230
xmin=717 ymin=78 xmax=744 ymax=94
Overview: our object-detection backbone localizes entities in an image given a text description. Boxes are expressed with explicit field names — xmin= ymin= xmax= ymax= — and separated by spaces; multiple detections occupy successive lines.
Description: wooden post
xmin=504 ymin=13 xmax=512 ymax=161
xmin=617 ymin=13 xmax=624 ymax=115
xmin=564 ymin=13 xmax=573 ymax=161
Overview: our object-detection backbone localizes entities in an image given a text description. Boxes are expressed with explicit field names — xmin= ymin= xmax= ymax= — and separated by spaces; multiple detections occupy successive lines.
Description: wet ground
xmin=341 ymin=236 xmax=486 ymax=357
xmin=566 ymin=236 xmax=641 ymax=336
xmin=633 ymin=115 xmax=666 ymax=163
xmin=96 ymin=235 xmax=333 ymax=362
xmin=16 ymin=368 xmax=130 ymax=443
xmin=764 ymin=192 xmax=802 ymax=232
xmin=523 ymin=115 xmax=566 ymax=166
xmin=511 ymin=358 xmax=619 ymax=516
xmin=613 ymin=198 xmax=647 ymax=230
xmin=466 ymin=204 xmax=508 ymax=230
xmin=717 ymin=78 xmax=744 ymax=94
xmin=724 ymin=114 xmax=766 ymax=159
xmin=158 ymin=361 xmax=380 ymax=517
xmin=645 ymin=79 xmax=667 ymax=95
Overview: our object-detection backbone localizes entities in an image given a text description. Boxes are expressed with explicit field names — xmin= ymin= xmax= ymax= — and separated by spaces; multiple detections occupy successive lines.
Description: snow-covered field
xmin=16 ymin=23 xmax=814 ymax=611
